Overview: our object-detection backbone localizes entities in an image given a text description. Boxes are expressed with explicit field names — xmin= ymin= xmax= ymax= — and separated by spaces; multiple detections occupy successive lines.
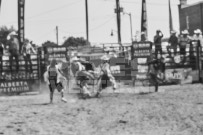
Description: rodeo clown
xmin=71 ymin=56 xmax=95 ymax=98
xmin=44 ymin=59 xmax=67 ymax=103
xmin=95 ymin=55 xmax=117 ymax=96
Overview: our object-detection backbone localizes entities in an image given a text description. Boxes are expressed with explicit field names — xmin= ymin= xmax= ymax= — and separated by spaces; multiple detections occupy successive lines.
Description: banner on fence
xmin=0 ymin=81 xmax=30 ymax=93
xmin=45 ymin=46 xmax=68 ymax=62
xmin=131 ymin=41 xmax=152 ymax=80
xmin=0 ymin=54 xmax=40 ymax=94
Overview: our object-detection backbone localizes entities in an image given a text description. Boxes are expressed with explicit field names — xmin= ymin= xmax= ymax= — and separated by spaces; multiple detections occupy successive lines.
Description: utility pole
xmin=85 ymin=0 xmax=89 ymax=45
xmin=56 ymin=26 xmax=59 ymax=45
xmin=129 ymin=13 xmax=133 ymax=42
xmin=115 ymin=0 xmax=122 ymax=44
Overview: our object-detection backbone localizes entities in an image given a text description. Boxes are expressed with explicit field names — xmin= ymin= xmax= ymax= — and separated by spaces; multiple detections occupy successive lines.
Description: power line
xmin=102 ymin=0 xmax=177 ymax=6
xmin=26 ymin=0 xmax=83 ymax=20
xmin=3 ymin=14 xmax=114 ymax=26
xmin=2 ymin=0 xmax=83 ymax=24
xmin=58 ymin=16 xmax=115 ymax=35
xmin=90 ymin=16 xmax=115 ymax=31
xmin=35 ymin=29 xmax=55 ymax=40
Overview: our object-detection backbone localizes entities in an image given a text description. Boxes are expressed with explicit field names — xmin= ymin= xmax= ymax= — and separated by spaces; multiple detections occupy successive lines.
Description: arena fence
xmin=131 ymin=40 xmax=202 ymax=85
xmin=0 ymin=53 xmax=41 ymax=95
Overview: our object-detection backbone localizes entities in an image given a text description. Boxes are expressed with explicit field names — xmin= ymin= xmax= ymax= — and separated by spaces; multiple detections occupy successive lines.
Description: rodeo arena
xmin=2 ymin=0 xmax=203 ymax=135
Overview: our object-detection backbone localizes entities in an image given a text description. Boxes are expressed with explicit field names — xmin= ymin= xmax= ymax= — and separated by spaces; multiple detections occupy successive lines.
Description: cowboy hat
xmin=9 ymin=31 xmax=18 ymax=36
xmin=101 ymin=55 xmax=110 ymax=60
xmin=171 ymin=30 xmax=177 ymax=34
xmin=71 ymin=56 xmax=79 ymax=62
xmin=141 ymin=31 xmax=145 ymax=35
xmin=194 ymin=29 xmax=202 ymax=34
xmin=7 ymin=31 xmax=17 ymax=40
xmin=182 ymin=30 xmax=189 ymax=34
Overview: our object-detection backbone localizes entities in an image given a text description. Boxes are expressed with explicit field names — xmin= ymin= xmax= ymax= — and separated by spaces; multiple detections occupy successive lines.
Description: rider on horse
xmin=71 ymin=56 xmax=95 ymax=97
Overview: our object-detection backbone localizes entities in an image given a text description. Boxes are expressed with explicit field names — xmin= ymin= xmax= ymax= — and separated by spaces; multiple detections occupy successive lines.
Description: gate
xmin=0 ymin=53 xmax=41 ymax=95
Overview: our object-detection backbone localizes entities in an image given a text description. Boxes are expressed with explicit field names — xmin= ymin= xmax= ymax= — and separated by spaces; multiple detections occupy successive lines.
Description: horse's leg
xmin=93 ymin=77 xmax=102 ymax=97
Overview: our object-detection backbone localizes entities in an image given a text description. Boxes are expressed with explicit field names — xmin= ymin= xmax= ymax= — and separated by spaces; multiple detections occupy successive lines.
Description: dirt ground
xmin=1 ymin=83 xmax=203 ymax=135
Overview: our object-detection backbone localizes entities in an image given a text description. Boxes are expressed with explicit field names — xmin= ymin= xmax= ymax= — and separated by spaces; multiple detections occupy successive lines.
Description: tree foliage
xmin=41 ymin=40 xmax=57 ymax=47
xmin=62 ymin=36 xmax=89 ymax=47
xmin=0 ymin=26 xmax=16 ymax=46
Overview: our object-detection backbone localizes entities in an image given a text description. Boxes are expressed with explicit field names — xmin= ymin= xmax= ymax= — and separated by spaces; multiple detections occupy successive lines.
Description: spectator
xmin=21 ymin=39 xmax=37 ymax=73
xmin=0 ymin=42 xmax=4 ymax=72
xmin=7 ymin=31 xmax=19 ymax=73
xmin=179 ymin=30 xmax=191 ymax=57
xmin=193 ymin=29 xmax=203 ymax=46
xmin=154 ymin=30 xmax=164 ymax=58
xmin=168 ymin=30 xmax=178 ymax=55
xmin=141 ymin=32 xmax=147 ymax=42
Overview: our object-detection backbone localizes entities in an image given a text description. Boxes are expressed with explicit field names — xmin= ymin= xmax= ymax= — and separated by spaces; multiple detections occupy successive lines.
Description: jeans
xmin=9 ymin=51 xmax=19 ymax=72
xmin=23 ymin=54 xmax=33 ymax=72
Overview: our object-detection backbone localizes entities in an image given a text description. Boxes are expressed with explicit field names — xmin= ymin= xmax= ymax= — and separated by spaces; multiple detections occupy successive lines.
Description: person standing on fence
xmin=154 ymin=30 xmax=164 ymax=58
xmin=0 ymin=42 xmax=4 ymax=72
xmin=179 ymin=30 xmax=191 ymax=57
xmin=21 ymin=39 xmax=37 ymax=73
xmin=7 ymin=31 xmax=19 ymax=73
xmin=141 ymin=32 xmax=147 ymax=42
xmin=147 ymin=54 xmax=165 ymax=92
xmin=44 ymin=59 xmax=67 ymax=103
xmin=168 ymin=30 xmax=178 ymax=56
xmin=193 ymin=29 xmax=203 ymax=46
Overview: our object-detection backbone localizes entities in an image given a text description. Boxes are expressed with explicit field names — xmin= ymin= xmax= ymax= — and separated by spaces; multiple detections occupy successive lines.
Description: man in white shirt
xmin=193 ymin=29 xmax=203 ymax=46
xmin=7 ymin=31 xmax=20 ymax=72
xmin=21 ymin=39 xmax=37 ymax=72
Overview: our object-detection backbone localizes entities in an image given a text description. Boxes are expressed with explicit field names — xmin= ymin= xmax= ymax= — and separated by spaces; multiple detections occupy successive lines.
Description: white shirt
xmin=23 ymin=43 xmax=36 ymax=55
xmin=193 ymin=35 xmax=203 ymax=46
xmin=76 ymin=62 xmax=85 ymax=71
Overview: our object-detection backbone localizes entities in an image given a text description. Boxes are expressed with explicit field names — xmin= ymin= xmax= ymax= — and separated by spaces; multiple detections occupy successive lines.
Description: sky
xmin=0 ymin=0 xmax=202 ymax=45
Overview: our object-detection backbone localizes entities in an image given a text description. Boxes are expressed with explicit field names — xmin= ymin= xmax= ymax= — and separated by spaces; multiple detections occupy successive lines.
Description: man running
xmin=147 ymin=54 xmax=165 ymax=92
xmin=95 ymin=55 xmax=117 ymax=97
xmin=44 ymin=59 xmax=67 ymax=103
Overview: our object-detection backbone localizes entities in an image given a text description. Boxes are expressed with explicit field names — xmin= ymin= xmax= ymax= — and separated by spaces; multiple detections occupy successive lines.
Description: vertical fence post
xmin=38 ymin=48 xmax=41 ymax=92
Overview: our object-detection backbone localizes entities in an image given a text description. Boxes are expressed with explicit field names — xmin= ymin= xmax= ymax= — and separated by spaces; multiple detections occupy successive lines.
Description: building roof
xmin=181 ymin=1 xmax=203 ymax=9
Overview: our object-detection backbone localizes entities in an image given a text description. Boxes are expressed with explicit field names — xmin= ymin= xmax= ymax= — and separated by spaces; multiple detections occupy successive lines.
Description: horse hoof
xmin=82 ymin=94 xmax=90 ymax=99
xmin=94 ymin=92 xmax=101 ymax=98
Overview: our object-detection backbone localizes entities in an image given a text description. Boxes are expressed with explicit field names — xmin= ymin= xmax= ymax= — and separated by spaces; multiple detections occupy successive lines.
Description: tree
xmin=62 ymin=36 xmax=89 ymax=47
xmin=41 ymin=40 xmax=57 ymax=47
xmin=0 ymin=26 xmax=16 ymax=46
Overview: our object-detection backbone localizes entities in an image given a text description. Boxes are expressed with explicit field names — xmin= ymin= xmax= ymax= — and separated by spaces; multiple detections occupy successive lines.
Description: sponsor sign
xmin=0 ymin=81 xmax=30 ymax=93
xmin=131 ymin=41 xmax=152 ymax=79
xmin=45 ymin=46 xmax=68 ymax=62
